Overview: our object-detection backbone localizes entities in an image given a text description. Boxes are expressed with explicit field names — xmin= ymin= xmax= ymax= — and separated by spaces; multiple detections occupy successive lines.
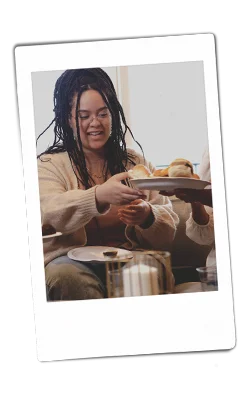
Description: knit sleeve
xmin=185 ymin=146 xmax=214 ymax=245
xmin=38 ymin=158 xmax=109 ymax=234
xmin=125 ymin=151 xmax=179 ymax=250
xmin=186 ymin=207 xmax=215 ymax=245
xmin=134 ymin=194 xmax=179 ymax=250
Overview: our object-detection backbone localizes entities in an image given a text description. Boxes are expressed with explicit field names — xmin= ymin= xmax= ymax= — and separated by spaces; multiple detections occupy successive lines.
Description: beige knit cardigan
xmin=38 ymin=149 xmax=179 ymax=266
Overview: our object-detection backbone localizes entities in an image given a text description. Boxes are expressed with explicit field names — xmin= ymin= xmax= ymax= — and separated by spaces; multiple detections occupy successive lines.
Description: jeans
xmin=45 ymin=256 xmax=107 ymax=301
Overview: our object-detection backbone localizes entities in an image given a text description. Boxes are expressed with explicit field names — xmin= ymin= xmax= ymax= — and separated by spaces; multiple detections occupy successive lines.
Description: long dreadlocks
xmin=37 ymin=68 xmax=144 ymax=189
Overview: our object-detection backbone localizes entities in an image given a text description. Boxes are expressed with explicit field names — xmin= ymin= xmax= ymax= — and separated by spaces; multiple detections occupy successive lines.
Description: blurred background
xmin=32 ymin=61 xmax=208 ymax=169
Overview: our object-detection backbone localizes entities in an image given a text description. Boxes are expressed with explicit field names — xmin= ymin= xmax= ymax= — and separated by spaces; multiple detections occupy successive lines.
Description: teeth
xmin=89 ymin=132 xmax=101 ymax=136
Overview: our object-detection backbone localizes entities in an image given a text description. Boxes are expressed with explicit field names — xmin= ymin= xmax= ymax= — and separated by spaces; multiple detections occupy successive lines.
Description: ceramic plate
xmin=68 ymin=246 xmax=133 ymax=263
xmin=42 ymin=232 xmax=62 ymax=241
xmin=130 ymin=177 xmax=211 ymax=191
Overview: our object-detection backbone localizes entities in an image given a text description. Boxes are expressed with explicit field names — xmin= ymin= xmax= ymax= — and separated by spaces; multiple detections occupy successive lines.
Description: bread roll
xmin=152 ymin=167 xmax=169 ymax=177
xmin=128 ymin=164 xmax=151 ymax=179
xmin=128 ymin=159 xmax=200 ymax=180
xmin=168 ymin=158 xmax=199 ymax=179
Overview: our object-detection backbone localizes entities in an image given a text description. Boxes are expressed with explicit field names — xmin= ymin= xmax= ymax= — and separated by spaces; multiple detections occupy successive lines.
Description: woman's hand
xmin=118 ymin=199 xmax=154 ymax=228
xmin=159 ymin=188 xmax=211 ymax=225
xmin=160 ymin=188 xmax=213 ymax=207
xmin=95 ymin=172 xmax=146 ymax=211
xmin=175 ymin=188 xmax=213 ymax=207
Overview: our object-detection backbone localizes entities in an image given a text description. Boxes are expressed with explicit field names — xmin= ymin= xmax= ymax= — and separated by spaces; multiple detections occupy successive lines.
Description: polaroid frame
xmin=15 ymin=34 xmax=235 ymax=362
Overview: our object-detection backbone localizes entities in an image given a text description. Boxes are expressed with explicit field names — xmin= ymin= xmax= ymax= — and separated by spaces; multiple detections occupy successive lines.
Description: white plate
xmin=130 ymin=177 xmax=211 ymax=191
xmin=68 ymin=246 xmax=133 ymax=263
xmin=42 ymin=232 xmax=62 ymax=241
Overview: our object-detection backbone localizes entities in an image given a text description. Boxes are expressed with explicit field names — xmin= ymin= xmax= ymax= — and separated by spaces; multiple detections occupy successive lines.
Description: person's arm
xmin=133 ymin=192 xmax=179 ymax=250
xmin=39 ymin=159 xmax=145 ymax=235
xmin=186 ymin=206 xmax=215 ymax=245
xmin=158 ymin=188 xmax=214 ymax=245
xmin=38 ymin=159 xmax=109 ymax=235
xmin=122 ymin=157 xmax=179 ymax=250
xmin=190 ymin=202 xmax=209 ymax=225
xmin=159 ymin=188 xmax=213 ymax=208
xmin=176 ymin=188 xmax=213 ymax=208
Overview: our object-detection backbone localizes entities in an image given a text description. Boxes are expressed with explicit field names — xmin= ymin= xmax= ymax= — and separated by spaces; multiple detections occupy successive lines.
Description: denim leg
xmin=45 ymin=256 xmax=107 ymax=301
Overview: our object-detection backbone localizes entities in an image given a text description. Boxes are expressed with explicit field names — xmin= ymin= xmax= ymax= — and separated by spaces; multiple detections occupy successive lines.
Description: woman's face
xmin=69 ymin=89 xmax=112 ymax=153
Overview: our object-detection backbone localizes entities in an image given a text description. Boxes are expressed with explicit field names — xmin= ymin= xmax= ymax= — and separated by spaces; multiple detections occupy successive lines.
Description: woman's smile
xmin=70 ymin=89 xmax=111 ymax=153
xmin=87 ymin=131 xmax=103 ymax=137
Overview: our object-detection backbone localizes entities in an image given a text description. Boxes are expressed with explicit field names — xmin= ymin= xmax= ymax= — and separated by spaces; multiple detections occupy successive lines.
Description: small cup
xmin=107 ymin=269 xmax=124 ymax=298
xmin=196 ymin=266 xmax=218 ymax=292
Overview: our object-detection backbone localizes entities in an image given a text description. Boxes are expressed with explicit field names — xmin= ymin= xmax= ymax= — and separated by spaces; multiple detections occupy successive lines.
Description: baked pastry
xmin=128 ymin=164 xmax=151 ymax=179
xmin=42 ymin=224 xmax=56 ymax=236
xmin=152 ymin=167 xmax=169 ymax=177
xmin=128 ymin=159 xmax=199 ymax=180
xmin=152 ymin=159 xmax=199 ymax=179
xmin=168 ymin=158 xmax=199 ymax=179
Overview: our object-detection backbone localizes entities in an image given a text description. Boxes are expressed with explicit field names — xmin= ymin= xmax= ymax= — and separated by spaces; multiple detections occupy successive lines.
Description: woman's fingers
xmin=118 ymin=206 xmax=140 ymax=215
xmin=121 ymin=194 xmax=143 ymax=202
xmin=128 ymin=198 xmax=145 ymax=205
xmin=124 ymin=205 xmax=143 ymax=212
xmin=122 ymin=187 xmax=145 ymax=197
xmin=118 ymin=210 xmax=137 ymax=218
xmin=118 ymin=206 xmax=144 ymax=226
xmin=113 ymin=172 xmax=130 ymax=182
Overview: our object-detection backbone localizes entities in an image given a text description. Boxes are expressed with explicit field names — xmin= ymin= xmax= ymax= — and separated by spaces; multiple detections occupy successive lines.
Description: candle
xmin=122 ymin=264 xmax=159 ymax=297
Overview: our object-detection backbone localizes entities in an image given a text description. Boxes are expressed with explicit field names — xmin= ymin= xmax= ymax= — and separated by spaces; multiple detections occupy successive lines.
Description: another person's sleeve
xmin=185 ymin=146 xmax=214 ymax=246
xmin=186 ymin=207 xmax=215 ymax=245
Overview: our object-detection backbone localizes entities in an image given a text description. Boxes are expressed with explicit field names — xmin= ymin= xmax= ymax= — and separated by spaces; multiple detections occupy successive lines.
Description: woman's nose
xmin=90 ymin=116 xmax=101 ymax=126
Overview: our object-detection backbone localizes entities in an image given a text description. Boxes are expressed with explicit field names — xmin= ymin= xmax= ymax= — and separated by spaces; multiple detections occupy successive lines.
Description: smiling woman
xmin=69 ymin=90 xmax=112 ymax=155
xmin=36 ymin=68 xmax=179 ymax=301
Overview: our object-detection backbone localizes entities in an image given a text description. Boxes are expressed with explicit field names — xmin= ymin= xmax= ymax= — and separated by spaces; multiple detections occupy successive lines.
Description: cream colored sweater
xmin=186 ymin=146 xmax=216 ymax=267
xmin=38 ymin=149 xmax=179 ymax=265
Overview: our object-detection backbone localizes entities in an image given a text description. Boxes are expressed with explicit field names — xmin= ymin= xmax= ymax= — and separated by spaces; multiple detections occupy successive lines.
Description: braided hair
xmin=37 ymin=68 xmax=144 ymax=188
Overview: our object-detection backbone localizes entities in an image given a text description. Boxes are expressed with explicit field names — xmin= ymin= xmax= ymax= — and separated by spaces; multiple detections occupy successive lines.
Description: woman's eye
xmin=78 ymin=112 xmax=109 ymax=120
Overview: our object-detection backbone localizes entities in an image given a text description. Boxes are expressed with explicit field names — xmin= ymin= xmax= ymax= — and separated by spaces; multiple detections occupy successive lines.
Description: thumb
xmin=129 ymin=199 xmax=144 ymax=206
xmin=113 ymin=171 xmax=130 ymax=182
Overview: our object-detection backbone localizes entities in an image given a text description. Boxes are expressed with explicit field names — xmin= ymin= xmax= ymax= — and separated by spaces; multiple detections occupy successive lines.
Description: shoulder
xmin=37 ymin=152 xmax=73 ymax=183
xmin=38 ymin=152 xmax=71 ymax=168
xmin=126 ymin=148 xmax=155 ymax=172
xmin=127 ymin=148 xmax=147 ymax=164
xmin=127 ymin=148 xmax=141 ymax=163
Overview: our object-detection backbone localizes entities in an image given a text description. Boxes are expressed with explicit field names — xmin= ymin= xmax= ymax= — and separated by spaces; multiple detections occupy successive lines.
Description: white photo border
xmin=15 ymin=34 xmax=235 ymax=362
